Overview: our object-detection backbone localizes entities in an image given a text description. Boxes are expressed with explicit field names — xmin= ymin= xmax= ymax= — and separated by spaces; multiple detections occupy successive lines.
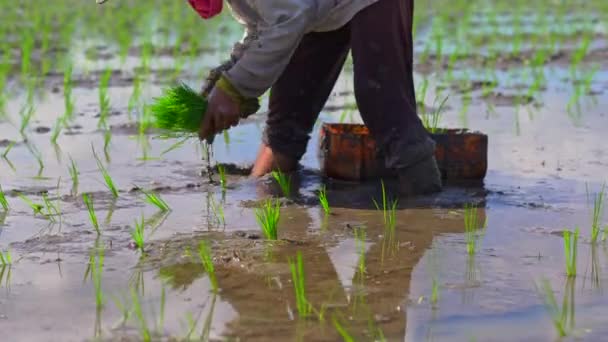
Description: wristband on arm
xmin=216 ymin=75 xmax=260 ymax=118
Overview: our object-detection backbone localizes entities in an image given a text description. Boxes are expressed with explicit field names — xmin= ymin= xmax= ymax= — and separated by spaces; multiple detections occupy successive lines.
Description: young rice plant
xmin=289 ymin=251 xmax=312 ymax=318
xmin=255 ymin=199 xmax=281 ymax=240
xmin=83 ymin=194 xmax=100 ymax=234
xmin=563 ymin=228 xmax=579 ymax=278
xmin=198 ymin=241 xmax=218 ymax=293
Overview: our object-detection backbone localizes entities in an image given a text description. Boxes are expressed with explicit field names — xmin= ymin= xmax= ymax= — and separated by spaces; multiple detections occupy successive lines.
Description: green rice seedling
xmin=217 ymin=164 xmax=227 ymax=190
xmin=373 ymin=180 xmax=398 ymax=228
xmin=150 ymin=83 xmax=208 ymax=134
xmin=570 ymin=33 xmax=592 ymax=72
xmin=318 ymin=185 xmax=330 ymax=215
xmin=25 ymin=142 xmax=45 ymax=178
xmin=103 ymin=130 xmax=112 ymax=162
xmin=535 ymin=278 xmax=575 ymax=337
xmin=112 ymin=294 xmax=133 ymax=328
xmin=0 ymin=263 xmax=11 ymax=288
xmin=98 ymin=68 xmax=112 ymax=129
xmin=0 ymin=185 xmax=9 ymax=211
xmin=17 ymin=193 xmax=43 ymax=215
xmin=142 ymin=189 xmax=171 ymax=212
xmin=131 ymin=287 xmax=151 ymax=342
xmin=289 ymin=251 xmax=311 ymax=318
xmin=416 ymin=78 xmax=429 ymax=106
xmin=431 ymin=278 xmax=440 ymax=307
xmin=2 ymin=141 xmax=14 ymax=159
xmin=208 ymin=194 xmax=225 ymax=227
xmin=563 ymin=228 xmax=579 ymax=278
xmin=68 ymin=156 xmax=79 ymax=195
xmin=131 ymin=215 xmax=146 ymax=252
xmin=82 ymin=194 xmax=100 ymax=234
xmin=0 ymin=250 xmax=12 ymax=266
xmin=92 ymin=146 xmax=118 ymax=198
xmin=128 ymin=73 xmax=142 ymax=118
xmin=354 ymin=227 xmax=366 ymax=281
xmin=91 ymin=246 xmax=105 ymax=310
xmin=19 ymin=104 xmax=35 ymax=135
xmin=420 ymin=95 xmax=448 ymax=135
xmin=332 ymin=315 xmax=354 ymax=342
xmin=21 ymin=33 xmax=34 ymax=81
xmin=42 ymin=193 xmax=59 ymax=222
xmin=587 ymin=184 xmax=605 ymax=244
xmin=50 ymin=117 xmax=64 ymax=144
xmin=198 ymin=241 xmax=218 ymax=292
xmin=255 ymin=199 xmax=281 ymax=240
xmin=63 ymin=63 xmax=74 ymax=121
xmin=272 ymin=170 xmax=291 ymax=197
xmin=463 ymin=205 xmax=484 ymax=255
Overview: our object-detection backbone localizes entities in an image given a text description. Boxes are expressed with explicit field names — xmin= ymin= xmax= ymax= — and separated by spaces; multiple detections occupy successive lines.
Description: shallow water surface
xmin=1 ymin=1 xmax=608 ymax=341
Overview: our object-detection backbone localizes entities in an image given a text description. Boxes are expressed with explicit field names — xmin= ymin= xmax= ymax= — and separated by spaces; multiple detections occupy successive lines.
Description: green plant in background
xmin=142 ymin=189 xmax=171 ymax=212
xmin=0 ymin=250 xmax=12 ymax=266
xmin=536 ymin=278 xmax=575 ymax=338
xmin=150 ymin=83 xmax=208 ymax=134
xmin=98 ymin=68 xmax=112 ymax=129
xmin=131 ymin=215 xmax=146 ymax=252
xmin=354 ymin=226 xmax=366 ymax=281
xmin=587 ymin=184 xmax=605 ymax=244
xmin=217 ymin=164 xmax=227 ymax=190
xmin=255 ymin=199 xmax=281 ymax=240
xmin=91 ymin=245 xmax=105 ymax=311
xmin=563 ymin=228 xmax=579 ymax=278
xmin=2 ymin=141 xmax=14 ymax=160
xmin=198 ymin=241 xmax=218 ymax=293
xmin=373 ymin=180 xmax=398 ymax=229
xmin=332 ymin=315 xmax=354 ymax=342
xmin=464 ymin=205 xmax=484 ymax=255
xmin=63 ymin=63 xmax=74 ymax=121
xmin=271 ymin=170 xmax=291 ymax=197
xmin=42 ymin=193 xmax=60 ymax=222
xmin=20 ymin=33 xmax=34 ymax=82
xmin=92 ymin=146 xmax=119 ymax=198
xmin=68 ymin=156 xmax=79 ymax=195
xmin=318 ymin=185 xmax=330 ymax=215
xmin=420 ymin=95 xmax=449 ymax=134
xmin=289 ymin=251 xmax=311 ymax=318
xmin=83 ymin=194 xmax=100 ymax=234
xmin=17 ymin=192 xmax=43 ymax=215
xmin=131 ymin=287 xmax=151 ymax=342
xmin=19 ymin=104 xmax=35 ymax=135
xmin=208 ymin=194 xmax=225 ymax=227
xmin=0 ymin=185 xmax=9 ymax=211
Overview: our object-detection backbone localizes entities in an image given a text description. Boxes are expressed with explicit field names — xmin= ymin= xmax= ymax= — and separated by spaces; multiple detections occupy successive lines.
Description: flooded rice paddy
xmin=1 ymin=0 xmax=608 ymax=341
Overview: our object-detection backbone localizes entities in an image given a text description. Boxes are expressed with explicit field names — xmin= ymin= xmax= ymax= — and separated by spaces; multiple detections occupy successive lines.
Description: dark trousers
xmin=263 ymin=0 xmax=435 ymax=170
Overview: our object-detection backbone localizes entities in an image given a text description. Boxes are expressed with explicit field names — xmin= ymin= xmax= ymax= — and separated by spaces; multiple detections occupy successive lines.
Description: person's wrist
xmin=216 ymin=75 xmax=260 ymax=118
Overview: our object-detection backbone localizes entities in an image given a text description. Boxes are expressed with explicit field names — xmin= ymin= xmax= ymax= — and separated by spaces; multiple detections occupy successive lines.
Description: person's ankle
xmin=397 ymin=156 xmax=443 ymax=196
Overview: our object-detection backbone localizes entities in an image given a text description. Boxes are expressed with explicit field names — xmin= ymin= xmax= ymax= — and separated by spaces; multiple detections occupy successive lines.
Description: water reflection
xmin=154 ymin=198 xmax=480 ymax=340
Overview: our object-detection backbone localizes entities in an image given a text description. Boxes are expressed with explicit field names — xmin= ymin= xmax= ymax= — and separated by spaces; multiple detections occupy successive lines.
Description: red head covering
xmin=188 ymin=0 xmax=223 ymax=19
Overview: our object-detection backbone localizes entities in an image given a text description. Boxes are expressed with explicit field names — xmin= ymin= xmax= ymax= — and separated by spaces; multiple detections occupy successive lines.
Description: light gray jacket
xmin=222 ymin=0 xmax=378 ymax=98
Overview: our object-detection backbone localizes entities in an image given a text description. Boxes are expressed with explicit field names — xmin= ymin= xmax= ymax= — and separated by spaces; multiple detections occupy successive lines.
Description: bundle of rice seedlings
xmin=149 ymin=83 xmax=207 ymax=134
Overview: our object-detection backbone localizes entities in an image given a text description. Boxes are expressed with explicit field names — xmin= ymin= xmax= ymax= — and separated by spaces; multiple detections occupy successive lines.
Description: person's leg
xmin=251 ymin=26 xmax=351 ymax=177
xmin=350 ymin=0 xmax=441 ymax=195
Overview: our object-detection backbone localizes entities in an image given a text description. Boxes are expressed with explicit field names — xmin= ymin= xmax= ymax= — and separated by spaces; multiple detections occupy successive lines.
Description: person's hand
xmin=199 ymin=85 xmax=241 ymax=141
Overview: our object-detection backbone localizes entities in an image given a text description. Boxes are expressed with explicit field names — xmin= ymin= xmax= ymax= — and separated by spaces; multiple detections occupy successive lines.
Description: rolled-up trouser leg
xmin=350 ymin=0 xmax=436 ymax=170
xmin=263 ymin=26 xmax=351 ymax=162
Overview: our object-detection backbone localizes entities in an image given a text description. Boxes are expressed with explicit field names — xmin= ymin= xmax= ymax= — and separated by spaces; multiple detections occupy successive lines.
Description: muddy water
xmin=1 ymin=6 xmax=608 ymax=342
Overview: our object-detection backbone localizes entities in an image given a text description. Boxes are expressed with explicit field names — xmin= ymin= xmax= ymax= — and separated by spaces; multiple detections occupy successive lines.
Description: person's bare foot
xmin=398 ymin=156 xmax=443 ymax=196
xmin=250 ymin=143 xmax=298 ymax=177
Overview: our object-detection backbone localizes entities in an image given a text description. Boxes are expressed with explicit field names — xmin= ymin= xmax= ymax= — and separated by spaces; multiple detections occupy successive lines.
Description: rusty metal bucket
xmin=319 ymin=123 xmax=487 ymax=181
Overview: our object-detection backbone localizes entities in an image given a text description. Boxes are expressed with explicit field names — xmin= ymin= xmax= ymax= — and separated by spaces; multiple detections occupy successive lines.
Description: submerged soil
xmin=1 ymin=1 xmax=608 ymax=341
